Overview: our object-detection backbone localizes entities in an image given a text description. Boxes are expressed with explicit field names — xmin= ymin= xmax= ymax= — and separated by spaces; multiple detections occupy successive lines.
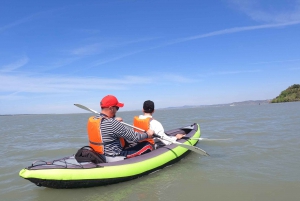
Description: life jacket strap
xmin=89 ymin=141 xmax=104 ymax=146
xmin=89 ymin=140 xmax=115 ymax=146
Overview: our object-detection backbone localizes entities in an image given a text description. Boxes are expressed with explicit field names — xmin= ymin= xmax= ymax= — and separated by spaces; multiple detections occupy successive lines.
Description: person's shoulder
xmin=150 ymin=118 xmax=162 ymax=125
xmin=104 ymin=118 xmax=124 ymax=128
xmin=110 ymin=117 xmax=120 ymax=123
xmin=111 ymin=118 xmax=125 ymax=127
xmin=101 ymin=117 xmax=116 ymax=124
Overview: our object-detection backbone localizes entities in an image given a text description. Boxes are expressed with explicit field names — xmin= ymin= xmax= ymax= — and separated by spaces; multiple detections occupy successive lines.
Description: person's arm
xmin=150 ymin=120 xmax=177 ymax=145
xmin=174 ymin=134 xmax=185 ymax=139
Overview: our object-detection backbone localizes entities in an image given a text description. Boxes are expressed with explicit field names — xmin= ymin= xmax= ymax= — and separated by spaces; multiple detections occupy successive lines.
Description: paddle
xmin=74 ymin=103 xmax=209 ymax=156
xmin=185 ymin=137 xmax=232 ymax=141
xmin=74 ymin=104 xmax=99 ymax=114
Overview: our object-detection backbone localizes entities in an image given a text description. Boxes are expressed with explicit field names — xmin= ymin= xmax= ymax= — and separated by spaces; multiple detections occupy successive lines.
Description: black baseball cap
xmin=143 ymin=100 xmax=154 ymax=113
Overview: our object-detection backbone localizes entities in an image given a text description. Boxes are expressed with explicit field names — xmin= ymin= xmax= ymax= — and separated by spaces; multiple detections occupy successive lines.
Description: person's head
xmin=143 ymin=100 xmax=154 ymax=114
xmin=100 ymin=95 xmax=124 ymax=117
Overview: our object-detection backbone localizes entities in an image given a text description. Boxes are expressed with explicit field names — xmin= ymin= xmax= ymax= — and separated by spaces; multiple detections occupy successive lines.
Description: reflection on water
xmin=1 ymin=102 xmax=300 ymax=200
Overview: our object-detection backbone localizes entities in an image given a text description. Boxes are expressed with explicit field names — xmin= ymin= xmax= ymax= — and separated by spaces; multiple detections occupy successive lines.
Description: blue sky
xmin=1 ymin=0 xmax=300 ymax=114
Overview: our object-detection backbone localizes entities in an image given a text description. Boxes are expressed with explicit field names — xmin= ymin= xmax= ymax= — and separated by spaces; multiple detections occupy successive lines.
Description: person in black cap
xmin=133 ymin=100 xmax=185 ymax=148
xmin=143 ymin=100 xmax=155 ymax=113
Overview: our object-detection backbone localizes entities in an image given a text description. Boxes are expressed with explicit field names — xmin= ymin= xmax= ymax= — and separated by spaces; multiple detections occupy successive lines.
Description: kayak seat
xmin=75 ymin=146 xmax=106 ymax=164
xmin=165 ymin=128 xmax=186 ymax=136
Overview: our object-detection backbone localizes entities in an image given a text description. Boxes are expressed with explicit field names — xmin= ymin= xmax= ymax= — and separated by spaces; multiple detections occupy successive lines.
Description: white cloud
xmin=252 ymin=59 xmax=300 ymax=65
xmin=0 ymin=71 xmax=194 ymax=101
xmin=122 ymin=76 xmax=153 ymax=84
xmin=70 ymin=43 xmax=103 ymax=56
xmin=227 ymin=0 xmax=300 ymax=23
xmin=198 ymin=69 xmax=261 ymax=77
xmin=163 ymin=74 xmax=199 ymax=83
xmin=217 ymin=70 xmax=261 ymax=75
xmin=0 ymin=57 xmax=29 ymax=72
xmin=65 ymin=37 xmax=161 ymax=69
xmin=0 ymin=8 xmax=64 ymax=33
xmin=0 ymin=74 xmax=146 ymax=94
xmin=92 ymin=50 xmax=146 ymax=66
xmin=0 ymin=16 xmax=35 ymax=33
xmin=152 ymin=1 xmax=300 ymax=48
xmin=174 ymin=21 xmax=300 ymax=44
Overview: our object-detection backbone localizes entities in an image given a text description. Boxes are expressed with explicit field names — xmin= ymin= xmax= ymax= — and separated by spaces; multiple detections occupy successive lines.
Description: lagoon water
xmin=1 ymin=102 xmax=300 ymax=201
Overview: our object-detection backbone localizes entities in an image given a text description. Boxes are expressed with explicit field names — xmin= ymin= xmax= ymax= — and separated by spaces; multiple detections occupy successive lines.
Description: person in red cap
xmin=86 ymin=95 xmax=154 ymax=159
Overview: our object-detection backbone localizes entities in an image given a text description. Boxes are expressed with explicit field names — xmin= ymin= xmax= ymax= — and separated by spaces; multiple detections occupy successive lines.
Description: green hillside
xmin=271 ymin=84 xmax=300 ymax=103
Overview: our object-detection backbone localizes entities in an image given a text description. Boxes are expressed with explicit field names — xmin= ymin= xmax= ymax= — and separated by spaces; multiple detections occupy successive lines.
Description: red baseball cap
xmin=100 ymin=95 xmax=124 ymax=108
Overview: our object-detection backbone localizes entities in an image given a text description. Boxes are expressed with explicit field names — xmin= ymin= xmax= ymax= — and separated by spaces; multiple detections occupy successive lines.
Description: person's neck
xmin=143 ymin=113 xmax=152 ymax=117
xmin=101 ymin=109 xmax=113 ymax=118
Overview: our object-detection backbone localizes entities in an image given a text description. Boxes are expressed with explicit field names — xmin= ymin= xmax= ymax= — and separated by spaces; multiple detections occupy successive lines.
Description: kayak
xmin=19 ymin=123 xmax=201 ymax=189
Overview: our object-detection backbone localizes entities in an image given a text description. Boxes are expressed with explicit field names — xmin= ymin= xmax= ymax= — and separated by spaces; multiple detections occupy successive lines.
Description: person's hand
xmin=175 ymin=134 xmax=185 ymax=140
xmin=115 ymin=117 xmax=123 ymax=122
xmin=146 ymin=129 xmax=154 ymax=138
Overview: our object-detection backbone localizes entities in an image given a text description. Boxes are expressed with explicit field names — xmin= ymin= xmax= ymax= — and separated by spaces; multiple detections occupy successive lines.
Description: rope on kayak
xmin=29 ymin=156 xmax=101 ymax=169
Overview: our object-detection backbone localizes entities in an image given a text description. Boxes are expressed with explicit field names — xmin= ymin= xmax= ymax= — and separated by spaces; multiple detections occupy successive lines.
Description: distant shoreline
xmin=0 ymin=113 xmax=57 ymax=116
xmin=0 ymin=99 xmax=272 ymax=116
xmin=160 ymin=99 xmax=271 ymax=110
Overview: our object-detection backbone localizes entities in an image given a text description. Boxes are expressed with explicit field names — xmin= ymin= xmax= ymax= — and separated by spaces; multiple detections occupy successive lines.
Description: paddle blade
xmin=173 ymin=141 xmax=209 ymax=156
xmin=74 ymin=104 xmax=99 ymax=114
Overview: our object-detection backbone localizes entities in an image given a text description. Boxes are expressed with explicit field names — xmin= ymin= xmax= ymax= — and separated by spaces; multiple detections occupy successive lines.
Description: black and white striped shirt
xmin=97 ymin=114 xmax=148 ymax=156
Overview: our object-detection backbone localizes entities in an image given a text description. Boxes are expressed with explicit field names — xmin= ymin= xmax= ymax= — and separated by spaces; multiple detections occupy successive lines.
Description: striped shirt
xmin=97 ymin=114 xmax=148 ymax=156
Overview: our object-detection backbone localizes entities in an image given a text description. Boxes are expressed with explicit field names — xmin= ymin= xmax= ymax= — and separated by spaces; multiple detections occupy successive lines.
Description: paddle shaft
xmin=184 ymin=137 xmax=231 ymax=141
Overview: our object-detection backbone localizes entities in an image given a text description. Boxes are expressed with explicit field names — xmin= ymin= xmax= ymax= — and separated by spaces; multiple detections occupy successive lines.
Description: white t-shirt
xmin=138 ymin=115 xmax=177 ymax=145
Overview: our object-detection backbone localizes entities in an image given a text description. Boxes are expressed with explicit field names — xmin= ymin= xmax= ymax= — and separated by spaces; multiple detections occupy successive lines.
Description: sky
xmin=0 ymin=0 xmax=300 ymax=114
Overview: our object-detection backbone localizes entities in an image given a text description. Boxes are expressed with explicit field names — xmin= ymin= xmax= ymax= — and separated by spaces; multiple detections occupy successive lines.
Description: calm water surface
xmin=1 ymin=102 xmax=300 ymax=201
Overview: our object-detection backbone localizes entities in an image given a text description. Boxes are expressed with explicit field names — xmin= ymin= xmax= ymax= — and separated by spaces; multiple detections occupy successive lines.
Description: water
xmin=1 ymin=102 xmax=300 ymax=201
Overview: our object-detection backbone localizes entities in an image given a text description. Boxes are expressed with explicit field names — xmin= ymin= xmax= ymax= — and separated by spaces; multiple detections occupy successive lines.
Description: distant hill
xmin=271 ymin=84 xmax=300 ymax=103
xmin=226 ymin=100 xmax=270 ymax=106
xmin=160 ymin=99 xmax=270 ymax=110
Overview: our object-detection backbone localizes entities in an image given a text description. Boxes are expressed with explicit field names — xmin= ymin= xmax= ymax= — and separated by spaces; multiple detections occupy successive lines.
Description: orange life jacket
xmin=87 ymin=116 xmax=126 ymax=154
xmin=87 ymin=116 xmax=104 ymax=154
xmin=133 ymin=116 xmax=155 ymax=144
